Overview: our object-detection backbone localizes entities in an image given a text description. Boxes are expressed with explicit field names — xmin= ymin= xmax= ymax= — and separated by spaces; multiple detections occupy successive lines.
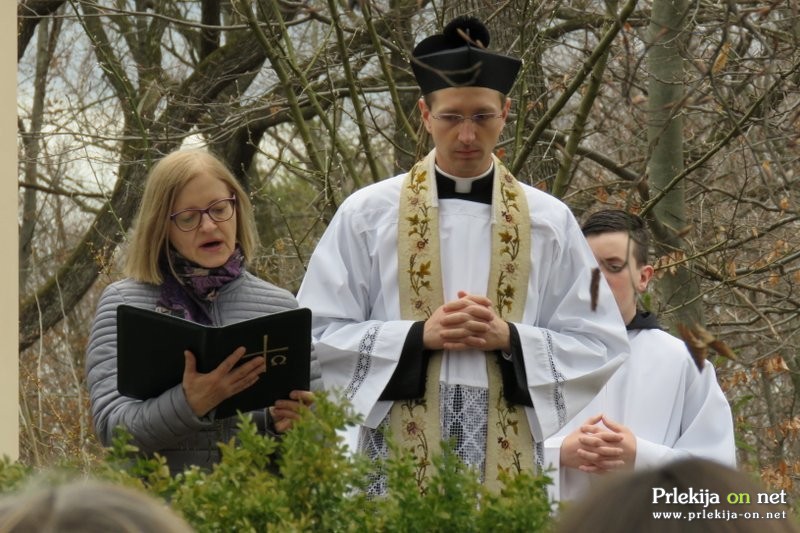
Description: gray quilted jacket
xmin=86 ymin=272 xmax=322 ymax=473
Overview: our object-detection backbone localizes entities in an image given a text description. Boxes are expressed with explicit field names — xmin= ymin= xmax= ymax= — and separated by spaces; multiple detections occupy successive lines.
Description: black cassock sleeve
xmin=379 ymin=321 xmax=429 ymax=400
xmin=498 ymin=322 xmax=534 ymax=407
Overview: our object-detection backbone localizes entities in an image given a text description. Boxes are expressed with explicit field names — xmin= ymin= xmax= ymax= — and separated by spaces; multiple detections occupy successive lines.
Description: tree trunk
xmin=19 ymin=15 xmax=50 ymax=290
xmin=389 ymin=0 xmax=418 ymax=174
xmin=646 ymin=0 xmax=703 ymax=329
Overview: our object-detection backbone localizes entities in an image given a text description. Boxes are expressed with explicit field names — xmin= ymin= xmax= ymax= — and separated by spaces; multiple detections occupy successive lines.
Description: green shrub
xmin=1 ymin=393 xmax=556 ymax=532
xmin=0 ymin=458 xmax=32 ymax=496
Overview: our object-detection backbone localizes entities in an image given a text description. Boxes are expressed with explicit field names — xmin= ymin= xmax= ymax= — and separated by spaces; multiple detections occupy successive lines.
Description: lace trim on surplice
xmin=544 ymin=330 xmax=567 ymax=427
xmin=360 ymin=382 xmax=490 ymax=495
xmin=344 ymin=324 xmax=381 ymax=401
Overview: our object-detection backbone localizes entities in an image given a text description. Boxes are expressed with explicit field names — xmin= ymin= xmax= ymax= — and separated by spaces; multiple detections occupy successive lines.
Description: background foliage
xmin=16 ymin=0 xmax=800 ymax=505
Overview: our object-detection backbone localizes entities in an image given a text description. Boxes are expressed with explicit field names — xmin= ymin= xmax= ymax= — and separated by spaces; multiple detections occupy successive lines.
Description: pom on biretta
xmin=411 ymin=16 xmax=522 ymax=95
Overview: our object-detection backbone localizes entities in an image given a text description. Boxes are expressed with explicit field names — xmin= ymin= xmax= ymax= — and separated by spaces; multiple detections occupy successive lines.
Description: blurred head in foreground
xmin=0 ymin=480 xmax=193 ymax=533
xmin=556 ymin=458 xmax=798 ymax=533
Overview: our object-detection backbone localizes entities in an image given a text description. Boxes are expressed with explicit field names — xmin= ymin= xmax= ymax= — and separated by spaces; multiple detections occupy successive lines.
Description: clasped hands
xmin=560 ymin=413 xmax=636 ymax=473
xmin=182 ymin=347 xmax=313 ymax=432
xmin=423 ymin=291 xmax=510 ymax=352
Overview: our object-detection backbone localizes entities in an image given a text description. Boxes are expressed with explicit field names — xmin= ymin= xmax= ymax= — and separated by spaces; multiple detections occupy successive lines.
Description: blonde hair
xmin=0 ymin=480 xmax=193 ymax=533
xmin=124 ymin=149 xmax=259 ymax=284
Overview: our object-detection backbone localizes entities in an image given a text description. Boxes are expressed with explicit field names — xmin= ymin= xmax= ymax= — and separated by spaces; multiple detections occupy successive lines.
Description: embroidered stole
xmin=390 ymin=149 xmax=535 ymax=493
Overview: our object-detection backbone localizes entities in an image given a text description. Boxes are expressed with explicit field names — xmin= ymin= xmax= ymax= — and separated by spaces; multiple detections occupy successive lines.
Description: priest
xmin=297 ymin=16 xmax=630 ymax=493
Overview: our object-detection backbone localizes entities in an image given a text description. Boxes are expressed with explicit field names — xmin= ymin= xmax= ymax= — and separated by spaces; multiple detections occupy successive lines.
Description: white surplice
xmin=543 ymin=327 xmax=736 ymax=502
xmin=297 ymin=169 xmax=631 ymax=457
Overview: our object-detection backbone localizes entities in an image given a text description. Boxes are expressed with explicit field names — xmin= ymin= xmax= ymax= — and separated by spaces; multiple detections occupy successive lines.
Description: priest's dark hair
xmin=582 ymin=209 xmax=650 ymax=267
xmin=411 ymin=16 xmax=522 ymax=95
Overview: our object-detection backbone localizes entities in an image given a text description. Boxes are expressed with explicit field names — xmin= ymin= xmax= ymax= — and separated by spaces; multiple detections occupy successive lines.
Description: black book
xmin=116 ymin=305 xmax=311 ymax=419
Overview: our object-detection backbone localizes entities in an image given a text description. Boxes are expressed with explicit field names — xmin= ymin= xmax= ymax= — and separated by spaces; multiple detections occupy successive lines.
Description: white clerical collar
xmin=435 ymin=163 xmax=494 ymax=193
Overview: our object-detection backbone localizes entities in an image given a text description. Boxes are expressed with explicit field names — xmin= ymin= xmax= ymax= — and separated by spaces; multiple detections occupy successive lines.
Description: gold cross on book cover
xmin=242 ymin=335 xmax=290 ymax=368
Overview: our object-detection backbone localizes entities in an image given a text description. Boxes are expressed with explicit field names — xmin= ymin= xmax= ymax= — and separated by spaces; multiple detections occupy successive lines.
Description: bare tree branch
xmin=17 ymin=0 xmax=67 ymax=61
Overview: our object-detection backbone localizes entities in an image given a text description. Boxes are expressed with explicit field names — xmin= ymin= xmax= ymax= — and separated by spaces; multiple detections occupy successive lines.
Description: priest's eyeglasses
xmin=170 ymin=196 xmax=236 ymax=232
xmin=430 ymin=113 xmax=504 ymax=126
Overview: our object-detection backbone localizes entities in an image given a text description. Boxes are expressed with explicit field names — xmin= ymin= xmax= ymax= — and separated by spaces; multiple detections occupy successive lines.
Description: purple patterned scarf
xmin=155 ymin=246 xmax=245 ymax=325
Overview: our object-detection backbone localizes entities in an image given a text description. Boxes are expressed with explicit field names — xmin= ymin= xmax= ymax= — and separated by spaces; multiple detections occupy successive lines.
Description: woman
xmin=86 ymin=149 xmax=320 ymax=473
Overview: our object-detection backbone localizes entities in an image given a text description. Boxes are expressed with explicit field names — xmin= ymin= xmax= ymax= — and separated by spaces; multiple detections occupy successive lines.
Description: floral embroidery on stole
xmin=391 ymin=149 xmax=534 ymax=493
